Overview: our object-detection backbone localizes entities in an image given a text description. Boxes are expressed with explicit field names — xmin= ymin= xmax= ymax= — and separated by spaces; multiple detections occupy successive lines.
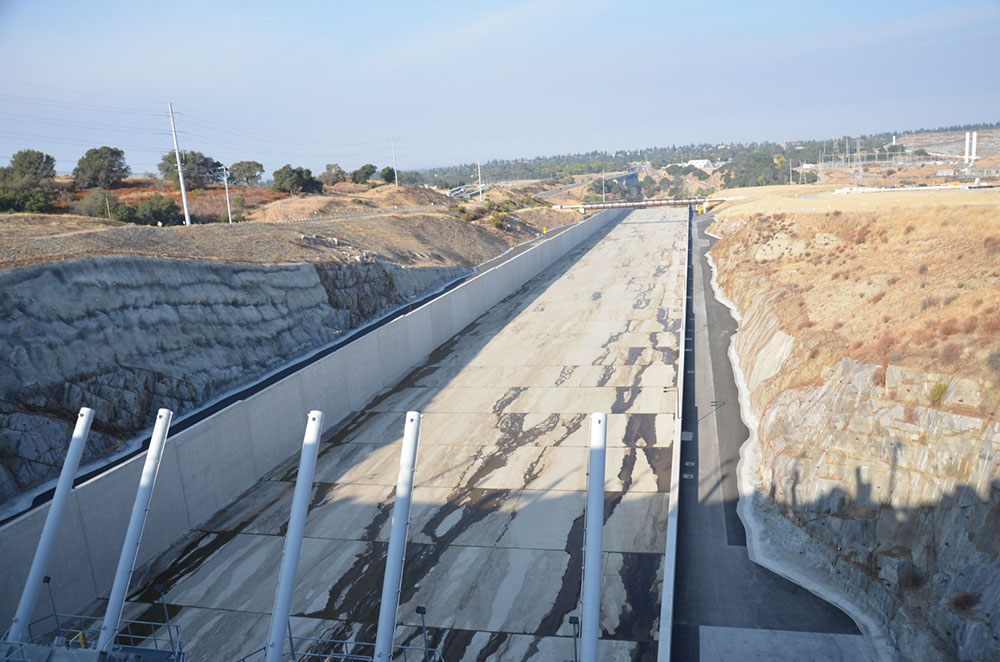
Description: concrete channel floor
xmin=118 ymin=207 xmax=689 ymax=662
xmin=669 ymin=215 xmax=868 ymax=661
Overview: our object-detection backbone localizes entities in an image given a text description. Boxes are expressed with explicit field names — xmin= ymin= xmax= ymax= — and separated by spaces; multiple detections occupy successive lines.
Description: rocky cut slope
xmin=708 ymin=196 xmax=1000 ymax=661
xmin=0 ymin=256 xmax=466 ymax=513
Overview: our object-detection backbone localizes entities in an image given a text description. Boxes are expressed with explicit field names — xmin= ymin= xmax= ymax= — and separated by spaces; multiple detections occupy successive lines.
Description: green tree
xmin=350 ymin=163 xmax=377 ymax=184
xmin=134 ymin=194 xmax=183 ymax=226
xmin=158 ymin=151 xmax=222 ymax=189
xmin=272 ymin=164 xmax=323 ymax=194
xmin=379 ymin=166 xmax=396 ymax=183
xmin=228 ymin=160 xmax=264 ymax=186
xmin=72 ymin=188 xmax=135 ymax=221
xmin=397 ymin=170 xmax=424 ymax=186
xmin=0 ymin=149 xmax=57 ymax=212
xmin=73 ymin=146 xmax=130 ymax=189
xmin=11 ymin=149 xmax=57 ymax=179
xmin=318 ymin=163 xmax=348 ymax=186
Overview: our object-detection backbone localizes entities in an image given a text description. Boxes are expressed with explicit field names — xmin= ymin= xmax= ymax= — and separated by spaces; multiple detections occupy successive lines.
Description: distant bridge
xmin=555 ymin=197 xmax=734 ymax=212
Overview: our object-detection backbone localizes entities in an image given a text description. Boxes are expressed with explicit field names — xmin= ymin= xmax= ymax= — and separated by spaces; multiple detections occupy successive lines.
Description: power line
xmin=0 ymin=111 xmax=165 ymax=135
xmin=0 ymin=92 xmax=162 ymax=117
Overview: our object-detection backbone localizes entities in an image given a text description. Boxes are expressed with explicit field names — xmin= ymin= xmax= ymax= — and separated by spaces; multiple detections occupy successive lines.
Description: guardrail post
xmin=264 ymin=411 xmax=324 ymax=662
xmin=7 ymin=408 xmax=94 ymax=643
xmin=580 ymin=413 xmax=607 ymax=662
xmin=97 ymin=408 xmax=173 ymax=652
xmin=374 ymin=411 xmax=422 ymax=662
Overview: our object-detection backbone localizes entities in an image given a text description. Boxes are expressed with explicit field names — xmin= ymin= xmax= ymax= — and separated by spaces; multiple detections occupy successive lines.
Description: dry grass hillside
xmin=710 ymin=185 xmax=1000 ymax=415
xmin=248 ymin=183 xmax=451 ymax=222
xmin=0 ymin=178 xmax=585 ymax=270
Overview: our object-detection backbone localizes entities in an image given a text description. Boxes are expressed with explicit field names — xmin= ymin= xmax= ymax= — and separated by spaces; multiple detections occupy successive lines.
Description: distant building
xmin=685 ymin=159 xmax=714 ymax=170
xmin=936 ymin=169 xmax=956 ymax=177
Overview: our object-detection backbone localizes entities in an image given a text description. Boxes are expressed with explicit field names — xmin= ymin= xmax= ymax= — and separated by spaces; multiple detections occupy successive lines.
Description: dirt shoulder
xmin=0 ymin=182 xmax=582 ymax=270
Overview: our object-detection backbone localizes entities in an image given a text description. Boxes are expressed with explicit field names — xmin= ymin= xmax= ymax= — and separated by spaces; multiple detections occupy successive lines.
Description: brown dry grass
xmin=0 ymin=211 xmax=528 ymax=269
xmin=248 ymin=182 xmax=450 ymax=222
xmin=710 ymin=184 xmax=1000 ymax=411
xmin=51 ymin=178 xmax=288 ymax=221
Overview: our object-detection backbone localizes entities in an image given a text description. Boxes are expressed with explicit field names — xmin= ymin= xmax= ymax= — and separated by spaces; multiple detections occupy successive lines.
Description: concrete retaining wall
xmin=0 ymin=209 xmax=626 ymax=629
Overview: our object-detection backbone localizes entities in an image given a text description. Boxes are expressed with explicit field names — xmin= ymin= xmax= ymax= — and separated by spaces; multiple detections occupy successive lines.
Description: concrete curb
xmin=703 ymin=223 xmax=896 ymax=662
xmin=656 ymin=210 xmax=690 ymax=662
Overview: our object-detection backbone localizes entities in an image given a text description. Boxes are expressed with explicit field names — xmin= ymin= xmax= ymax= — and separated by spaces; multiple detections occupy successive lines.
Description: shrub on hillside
xmin=927 ymin=382 xmax=948 ymax=406
xmin=0 ymin=149 xmax=56 ymax=212
xmin=73 ymin=189 xmax=134 ymax=221
xmin=272 ymin=165 xmax=322 ymax=194
xmin=134 ymin=194 xmax=183 ymax=226
xmin=73 ymin=146 xmax=130 ymax=189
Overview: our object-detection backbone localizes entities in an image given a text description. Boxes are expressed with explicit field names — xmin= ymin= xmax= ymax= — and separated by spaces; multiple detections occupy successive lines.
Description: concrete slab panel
xmin=137 ymin=439 xmax=192 ymax=567
xmin=698 ymin=625 xmax=869 ymax=661
xmin=246 ymin=378 xmax=308 ymax=474
xmin=339 ymin=332 xmax=387 ymax=412
xmin=173 ymin=406 xmax=257 ymax=529
xmin=74 ymin=454 xmax=145 ymax=596
xmin=295 ymin=351 xmax=352 ymax=430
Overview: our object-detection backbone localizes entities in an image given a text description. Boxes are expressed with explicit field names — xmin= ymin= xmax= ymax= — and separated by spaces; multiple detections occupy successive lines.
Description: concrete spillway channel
xmin=11 ymin=207 xmax=690 ymax=661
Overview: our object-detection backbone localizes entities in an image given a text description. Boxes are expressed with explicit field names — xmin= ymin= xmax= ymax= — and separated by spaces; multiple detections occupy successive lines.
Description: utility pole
xmin=477 ymin=158 xmax=483 ymax=202
xmin=105 ymin=195 xmax=112 ymax=221
xmin=602 ymin=169 xmax=606 ymax=202
xmin=221 ymin=165 xmax=233 ymax=224
xmin=391 ymin=137 xmax=399 ymax=188
xmin=168 ymin=102 xmax=192 ymax=226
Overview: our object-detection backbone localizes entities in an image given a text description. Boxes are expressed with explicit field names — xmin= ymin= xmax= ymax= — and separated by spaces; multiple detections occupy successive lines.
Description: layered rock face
xmin=716 ymin=271 xmax=1000 ymax=661
xmin=0 ymin=256 xmax=465 ymax=509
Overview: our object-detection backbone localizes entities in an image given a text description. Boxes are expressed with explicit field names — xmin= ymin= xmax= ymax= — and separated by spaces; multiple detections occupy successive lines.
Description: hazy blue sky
xmin=1 ymin=0 xmax=997 ymax=175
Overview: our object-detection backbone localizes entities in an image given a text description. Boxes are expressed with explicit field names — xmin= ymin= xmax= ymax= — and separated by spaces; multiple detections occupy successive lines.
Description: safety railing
xmin=236 ymin=636 xmax=445 ymax=662
xmin=18 ymin=611 xmax=184 ymax=659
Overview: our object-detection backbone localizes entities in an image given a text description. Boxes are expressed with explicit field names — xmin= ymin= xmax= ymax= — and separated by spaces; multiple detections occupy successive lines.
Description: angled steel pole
xmin=222 ymin=166 xmax=233 ymax=224
xmin=7 ymin=408 xmax=94 ymax=642
xmin=373 ymin=411 xmax=422 ymax=662
xmin=392 ymin=137 xmax=399 ymax=188
xmin=580 ymin=413 xmax=607 ymax=662
xmin=264 ymin=411 xmax=325 ymax=662
xmin=168 ymin=102 xmax=192 ymax=226
xmin=97 ymin=408 xmax=173 ymax=652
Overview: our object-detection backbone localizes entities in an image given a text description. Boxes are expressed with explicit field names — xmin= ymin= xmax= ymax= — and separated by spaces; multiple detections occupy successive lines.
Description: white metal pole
xmin=168 ymin=102 xmax=192 ymax=226
xmin=580 ymin=412 xmax=607 ymax=662
xmin=264 ymin=410 xmax=325 ymax=662
xmin=972 ymin=131 xmax=978 ymax=162
xmin=392 ymin=137 xmax=399 ymax=188
xmin=477 ymin=159 xmax=483 ymax=202
xmin=7 ymin=408 xmax=94 ymax=643
xmin=222 ymin=166 xmax=233 ymax=224
xmin=97 ymin=408 xmax=173 ymax=652
xmin=602 ymin=169 xmax=605 ymax=202
xmin=373 ymin=411 xmax=422 ymax=662
xmin=964 ymin=132 xmax=970 ymax=164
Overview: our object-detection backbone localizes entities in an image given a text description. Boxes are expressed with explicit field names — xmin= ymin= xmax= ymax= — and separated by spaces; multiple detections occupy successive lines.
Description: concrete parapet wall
xmin=0 ymin=209 xmax=625 ymax=629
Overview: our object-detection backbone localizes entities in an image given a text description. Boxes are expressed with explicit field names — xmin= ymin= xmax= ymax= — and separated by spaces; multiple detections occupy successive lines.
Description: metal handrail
xmin=235 ymin=636 xmax=445 ymax=662
xmin=24 ymin=612 xmax=184 ymax=654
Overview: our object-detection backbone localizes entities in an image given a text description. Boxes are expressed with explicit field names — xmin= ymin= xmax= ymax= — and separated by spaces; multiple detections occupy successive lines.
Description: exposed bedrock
xmin=0 ymin=256 xmax=466 ymax=508
xmin=717 ymin=281 xmax=1000 ymax=661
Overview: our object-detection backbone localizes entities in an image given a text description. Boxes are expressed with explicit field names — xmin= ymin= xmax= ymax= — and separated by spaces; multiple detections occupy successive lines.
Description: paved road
xmin=118 ymin=208 xmax=689 ymax=662
xmin=670 ymin=215 xmax=867 ymax=661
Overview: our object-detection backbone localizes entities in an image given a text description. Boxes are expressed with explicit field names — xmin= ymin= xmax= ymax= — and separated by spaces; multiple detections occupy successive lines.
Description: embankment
xmin=707 ymin=204 xmax=1000 ymax=661
xmin=0 ymin=256 xmax=465 ymax=512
